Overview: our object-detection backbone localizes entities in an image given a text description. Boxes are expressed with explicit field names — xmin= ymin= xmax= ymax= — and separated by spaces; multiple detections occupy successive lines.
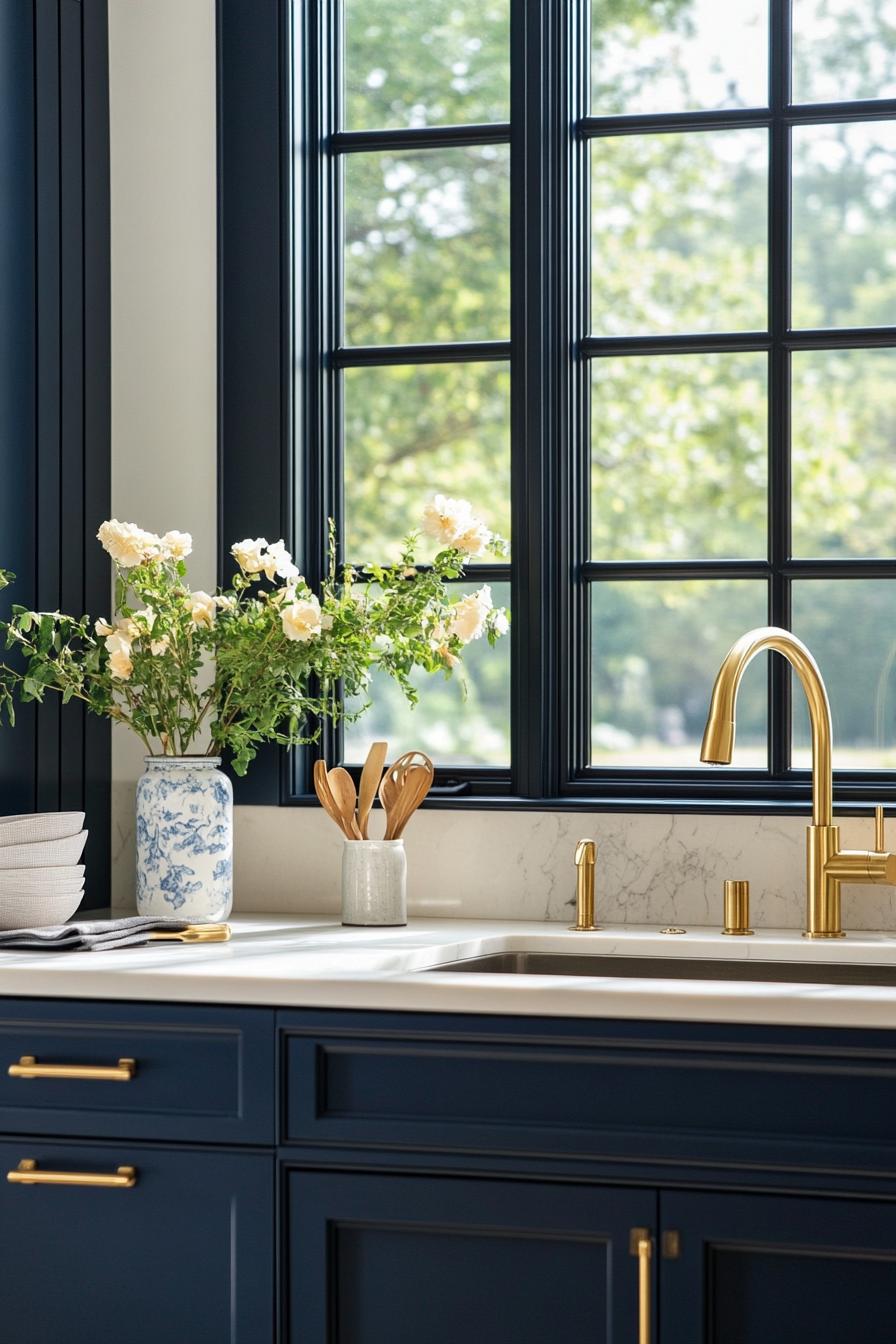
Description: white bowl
xmin=0 ymin=812 xmax=85 ymax=847
xmin=0 ymin=881 xmax=85 ymax=899
xmin=0 ymin=865 xmax=85 ymax=890
xmin=0 ymin=831 xmax=88 ymax=870
xmin=0 ymin=889 xmax=83 ymax=931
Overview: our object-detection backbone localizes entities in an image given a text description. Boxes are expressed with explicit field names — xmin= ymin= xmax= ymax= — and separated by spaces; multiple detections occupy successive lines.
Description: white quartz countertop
xmin=1 ymin=915 xmax=896 ymax=1029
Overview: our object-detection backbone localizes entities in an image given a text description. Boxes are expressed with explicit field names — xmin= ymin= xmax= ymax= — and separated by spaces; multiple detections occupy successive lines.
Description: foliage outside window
xmin=295 ymin=0 xmax=896 ymax=803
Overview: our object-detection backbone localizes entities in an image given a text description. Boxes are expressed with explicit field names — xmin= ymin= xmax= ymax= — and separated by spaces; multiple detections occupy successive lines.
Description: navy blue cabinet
xmin=286 ymin=1171 xmax=654 ymax=1344
xmin=0 ymin=1138 xmax=274 ymax=1344
xmin=661 ymin=1191 xmax=896 ymax=1344
xmin=4 ymin=998 xmax=896 ymax=1341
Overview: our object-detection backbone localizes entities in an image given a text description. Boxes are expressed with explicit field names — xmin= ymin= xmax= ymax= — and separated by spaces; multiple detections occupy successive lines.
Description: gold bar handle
xmin=8 ymin=1055 xmax=136 ymax=1082
xmin=8 ymin=1159 xmax=136 ymax=1189
xmin=630 ymin=1228 xmax=653 ymax=1344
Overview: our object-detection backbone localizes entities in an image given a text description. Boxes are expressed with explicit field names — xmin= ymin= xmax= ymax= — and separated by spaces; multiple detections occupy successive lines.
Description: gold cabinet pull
xmin=630 ymin=1228 xmax=653 ymax=1344
xmin=8 ymin=1055 xmax=136 ymax=1082
xmin=7 ymin=1159 xmax=136 ymax=1189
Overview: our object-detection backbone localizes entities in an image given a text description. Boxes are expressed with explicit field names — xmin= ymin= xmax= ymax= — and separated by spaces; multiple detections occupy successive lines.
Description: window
xmin=220 ymin=0 xmax=896 ymax=808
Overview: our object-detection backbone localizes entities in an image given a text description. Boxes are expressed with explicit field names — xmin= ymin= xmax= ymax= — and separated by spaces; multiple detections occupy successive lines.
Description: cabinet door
xmin=0 ymin=1139 xmax=274 ymax=1344
xmin=662 ymin=1190 xmax=896 ymax=1344
xmin=287 ymin=1171 xmax=655 ymax=1344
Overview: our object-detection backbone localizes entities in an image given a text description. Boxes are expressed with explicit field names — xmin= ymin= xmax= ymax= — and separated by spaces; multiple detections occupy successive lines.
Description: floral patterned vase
xmin=135 ymin=757 xmax=233 ymax=922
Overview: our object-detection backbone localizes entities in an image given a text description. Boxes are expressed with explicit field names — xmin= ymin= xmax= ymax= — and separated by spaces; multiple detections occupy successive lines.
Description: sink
xmin=427 ymin=952 xmax=896 ymax=987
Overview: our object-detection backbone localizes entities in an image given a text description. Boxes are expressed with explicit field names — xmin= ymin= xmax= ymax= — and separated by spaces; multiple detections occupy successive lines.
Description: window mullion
xmin=768 ymin=0 xmax=793 ymax=780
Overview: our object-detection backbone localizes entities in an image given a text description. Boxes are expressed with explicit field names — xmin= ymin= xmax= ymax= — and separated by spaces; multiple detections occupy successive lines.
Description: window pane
xmin=344 ymin=362 xmax=510 ymax=564
xmin=792 ymin=0 xmax=896 ymax=105
xmin=591 ymin=353 xmax=767 ymax=561
xmin=792 ymin=349 xmax=896 ymax=559
xmin=592 ymin=0 xmax=767 ymax=116
xmin=344 ymin=145 xmax=510 ymax=346
xmin=591 ymin=581 xmax=768 ymax=767
xmin=792 ymin=121 xmax=896 ymax=330
xmin=792 ymin=581 xmax=896 ymax=770
xmin=591 ymin=130 xmax=767 ymax=337
xmin=344 ymin=582 xmax=511 ymax=767
xmin=343 ymin=0 xmax=509 ymax=131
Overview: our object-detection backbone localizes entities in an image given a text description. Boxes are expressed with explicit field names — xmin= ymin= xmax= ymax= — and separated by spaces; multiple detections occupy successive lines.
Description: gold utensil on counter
xmin=313 ymin=760 xmax=356 ymax=839
xmin=328 ymin=766 xmax=363 ymax=840
xmin=357 ymin=741 xmax=388 ymax=840
xmin=149 ymin=923 xmax=231 ymax=943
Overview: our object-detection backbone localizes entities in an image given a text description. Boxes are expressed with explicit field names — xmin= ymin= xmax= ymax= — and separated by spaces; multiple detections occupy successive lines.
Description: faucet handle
xmin=875 ymin=805 xmax=887 ymax=853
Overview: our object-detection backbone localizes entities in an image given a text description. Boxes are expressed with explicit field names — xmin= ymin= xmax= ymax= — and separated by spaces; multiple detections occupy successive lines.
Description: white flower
xmin=491 ymin=609 xmax=510 ymax=637
xmin=114 ymin=616 xmax=139 ymax=641
xmin=97 ymin=519 xmax=161 ymax=568
xmin=373 ymin=634 xmax=393 ymax=654
xmin=454 ymin=517 xmax=492 ymax=556
xmin=231 ymin=537 xmax=268 ymax=574
xmin=447 ymin=585 xmax=493 ymax=644
xmin=150 ymin=635 xmax=170 ymax=656
xmin=104 ymin=630 xmax=132 ymax=657
xmin=186 ymin=590 xmax=216 ymax=628
xmin=422 ymin=494 xmax=476 ymax=548
xmin=213 ymin=594 xmax=236 ymax=611
xmin=108 ymin=646 xmax=133 ymax=680
xmin=281 ymin=594 xmax=323 ymax=642
xmin=263 ymin=539 xmax=301 ymax=584
xmin=94 ymin=617 xmax=113 ymax=637
xmin=133 ymin=606 xmax=156 ymax=633
xmin=438 ymin=646 xmax=460 ymax=669
xmin=160 ymin=530 xmax=192 ymax=562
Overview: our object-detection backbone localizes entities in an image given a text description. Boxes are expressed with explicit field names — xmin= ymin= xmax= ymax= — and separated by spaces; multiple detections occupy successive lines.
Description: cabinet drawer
xmin=281 ymin=1009 xmax=896 ymax=1172
xmin=0 ymin=998 xmax=274 ymax=1143
xmin=0 ymin=1137 xmax=274 ymax=1344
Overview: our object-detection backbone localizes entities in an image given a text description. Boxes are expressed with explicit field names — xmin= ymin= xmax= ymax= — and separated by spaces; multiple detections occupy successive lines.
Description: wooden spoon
xmin=313 ymin=760 xmax=356 ymax=840
xmin=357 ymin=741 xmax=388 ymax=840
xmin=386 ymin=764 xmax=433 ymax=839
xmin=328 ymin=766 xmax=363 ymax=840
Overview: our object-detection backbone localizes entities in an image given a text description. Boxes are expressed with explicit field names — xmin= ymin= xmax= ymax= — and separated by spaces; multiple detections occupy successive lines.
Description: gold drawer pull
xmin=631 ymin=1227 xmax=653 ymax=1344
xmin=8 ymin=1159 xmax=137 ymax=1189
xmin=8 ymin=1055 xmax=136 ymax=1082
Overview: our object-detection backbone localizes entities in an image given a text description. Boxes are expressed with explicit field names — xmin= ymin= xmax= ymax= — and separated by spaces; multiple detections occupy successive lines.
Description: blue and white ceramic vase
xmin=135 ymin=756 xmax=233 ymax=922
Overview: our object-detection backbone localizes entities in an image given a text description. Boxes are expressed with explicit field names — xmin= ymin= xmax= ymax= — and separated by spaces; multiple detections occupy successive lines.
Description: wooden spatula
xmin=357 ymin=741 xmax=388 ymax=839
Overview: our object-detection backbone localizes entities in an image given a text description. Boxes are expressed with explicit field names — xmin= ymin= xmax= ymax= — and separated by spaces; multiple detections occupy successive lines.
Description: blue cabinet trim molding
xmin=0 ymin=0 xmax=111 ymax=904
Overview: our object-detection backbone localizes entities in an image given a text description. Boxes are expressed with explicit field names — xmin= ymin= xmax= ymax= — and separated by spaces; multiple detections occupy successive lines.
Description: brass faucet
xmin=701 ymin=625 xmax=896 ymax=938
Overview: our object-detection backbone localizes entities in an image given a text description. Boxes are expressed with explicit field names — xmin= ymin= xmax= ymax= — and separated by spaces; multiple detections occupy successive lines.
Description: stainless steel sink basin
xmin=428 ymin=952 xmax=896 ymax=986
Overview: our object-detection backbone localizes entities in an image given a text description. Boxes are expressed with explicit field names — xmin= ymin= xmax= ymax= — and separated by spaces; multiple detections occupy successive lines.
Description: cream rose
xmin=161 ymin=530 xmax=192 ymax=562
xmin=150 ymin=635 xmax=170 ymax=656
xmin=422 ymin=494 xmax=475 ymax=548
xmin=231 ymin=537 xmax=268 ymax=574
xmin=447 ymin=585 xmax=493 ymax=644
xmin=491 ymin=609 xmax=510 ymax=637
xmin=263 ymin=539 xmax=301 ymax=584
xmin=186 ymin=591 xmax=216 ymax=628
xmin=104 ymin=630 xmax=132 ymax=657
xmin=453 ymin=518 xmax=492 ymax=556
xmin=213 ymin=594 xmax=236 ymax=612
xmin=96 ymin=520 xmax=161 ymax=568
xmin=108 ymin=646 xmax=133 ymax=680
xmin=94 ymin=617 xmax=113 ymax=637
xmin=281 ymin=594 xmax=323 ymax=642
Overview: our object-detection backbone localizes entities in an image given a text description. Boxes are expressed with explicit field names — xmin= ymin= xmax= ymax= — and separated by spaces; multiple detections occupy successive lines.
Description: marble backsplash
xmin=111 ymin=800 xmax=896 ymax=932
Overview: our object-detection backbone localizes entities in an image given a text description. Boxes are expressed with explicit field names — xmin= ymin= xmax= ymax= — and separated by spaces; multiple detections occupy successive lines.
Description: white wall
xmin=105 ymin=1 xmax=895 ymax=932
xmin=108 ymin=0 xmax=218 ymax=907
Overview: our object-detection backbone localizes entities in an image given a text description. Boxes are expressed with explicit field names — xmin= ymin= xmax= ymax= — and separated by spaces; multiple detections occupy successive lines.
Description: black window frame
xmin=218 ymin=0 xmax=896 ymax=815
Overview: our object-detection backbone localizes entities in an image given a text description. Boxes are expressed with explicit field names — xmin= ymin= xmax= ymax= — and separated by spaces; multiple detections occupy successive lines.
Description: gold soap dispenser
xmin=570 ymin=838 xmax=600 ymax=931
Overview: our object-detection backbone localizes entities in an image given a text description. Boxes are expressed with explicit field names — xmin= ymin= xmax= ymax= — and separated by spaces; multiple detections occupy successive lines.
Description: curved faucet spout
xmin=700 ymin=626 xmax=833 ymax=827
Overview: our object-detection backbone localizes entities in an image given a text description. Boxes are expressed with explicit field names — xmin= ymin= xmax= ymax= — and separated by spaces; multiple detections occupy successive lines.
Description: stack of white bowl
xmin=0 ymin=813 xmax=88 ymax=930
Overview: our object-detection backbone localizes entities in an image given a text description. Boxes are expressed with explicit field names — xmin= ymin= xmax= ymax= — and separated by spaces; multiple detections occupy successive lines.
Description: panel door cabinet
xmin=0 ymin=1138 xmax=274 ymax=1344
xmin=287 ymin=1172 xmax=654 ymax=1344
xmin=4 ymin=999 xmax=896 ymax=1343
xmin=662 ymin=1191 xmax=896 ymax=1344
